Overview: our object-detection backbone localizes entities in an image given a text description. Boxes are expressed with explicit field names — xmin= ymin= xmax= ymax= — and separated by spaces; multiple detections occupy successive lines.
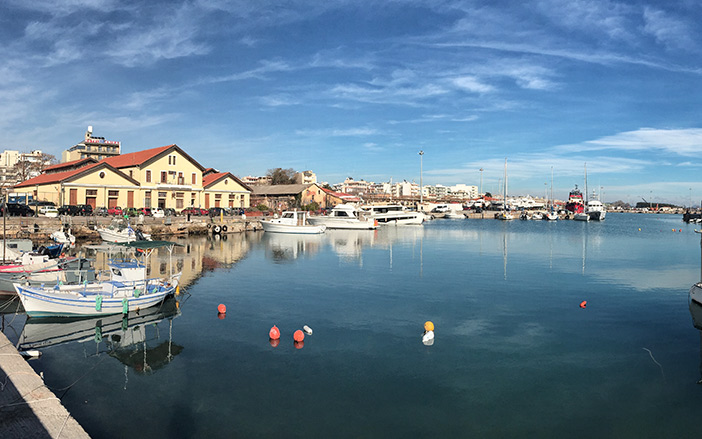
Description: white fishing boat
xmin=97 ymin=218 xmax=151 ymax=243
xmin=308 ymin=204 xmax=378 ymax=230
xmin=14 ymin=241 xmax=181 ymax=317
xmin=0 ymin=251 xmax=68 ymax=293
xmin=573 ymin=212 xmax=590 ymax=221
xmin=261 ymin=211 xmax=326 ymax=234
xmin=530 ymin=212 xmax=544 ymax=220
xmin=445 ymin=210 xmax=466 ymax=219
xmin=50 ymin=226 xmax=76 ymax=246
xmin=359 ymin=204 xmax=424 ymax=225
xmin=587 ymin=199 xmax=607 ymax=221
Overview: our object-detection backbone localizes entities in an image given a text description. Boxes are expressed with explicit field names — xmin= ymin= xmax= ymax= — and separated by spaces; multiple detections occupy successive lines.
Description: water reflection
xmin=263 ymin=233 xmax=323 ymax=262
xmin=18 ymin=296 xmax=182 ymax=387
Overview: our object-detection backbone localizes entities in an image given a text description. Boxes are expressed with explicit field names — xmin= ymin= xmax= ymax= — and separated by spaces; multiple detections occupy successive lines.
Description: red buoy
xmin=293 ymin=329 xmax=304 ymax=342
xmin=580 ymin=301 xmax=587 ymax=308
xmin=269 ymin=325 xmax=281 ymax=340
xmin=217 ymin=304 xmax=226 ymax=314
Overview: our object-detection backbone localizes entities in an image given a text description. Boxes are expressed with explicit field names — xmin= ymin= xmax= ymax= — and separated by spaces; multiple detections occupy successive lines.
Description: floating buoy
xmin=580 ymin=301 xmax=587 ymax=308
xmin=217 ymin=304 xmax=226 ymax=314
xmin=269 ymin=338 xmax=280 ymax=348
xmin=303 ymin=325 xmax=313 ymax=335
xmin=175 ymin=285 xmax=180 ymax=296
xmin=269 ymin=325 xmax=280 ymax=340
xmin=293 ymin=329 xmax=304 ymax=342
xmin=422 ymin=330 xmax=434 ymax=343
xmin=638 ymin=228 xmax=641 ymax=231
xmin=424 ymin=321 xmax=434 ymax=332
xmin=294 ymin=341 xmax=304 ymax=350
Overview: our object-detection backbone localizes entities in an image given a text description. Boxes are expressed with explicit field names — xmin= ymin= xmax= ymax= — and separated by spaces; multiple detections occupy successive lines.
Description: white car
xmin=40 ymin=206 xmax=59 ymax=217
xmin=152 ymin=208 xmax=165 ymax=218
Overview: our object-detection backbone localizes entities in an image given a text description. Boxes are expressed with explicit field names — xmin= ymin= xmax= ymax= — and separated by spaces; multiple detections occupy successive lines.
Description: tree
xmin=266 ymin=168 xmax=296 ymax=185
xmin=484 ymin=192 xmax=493 ymax=198
xmin=12 ymin=152 xmax=56 ymax=182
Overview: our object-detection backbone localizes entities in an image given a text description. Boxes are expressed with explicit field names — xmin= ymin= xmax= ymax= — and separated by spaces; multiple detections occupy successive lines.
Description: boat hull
xmin=573 ymin=213 xmax=590 ymax=221
xmin=372 ymin=213 xmax=424 ymax=225
xmin=15 ymin=278 xmax=179 ymax=317
xmin=307 ymin=217 xmax=377 ymax=230
xmin=588 ymin=210 xmax=606 ymax=221
xmin=97 ymin=228 xmax=151 ymax=243
xmin=691 ymin=283 xmax=702 ymax=306
xmin=261 ymin=222 xmax=326 ymax=234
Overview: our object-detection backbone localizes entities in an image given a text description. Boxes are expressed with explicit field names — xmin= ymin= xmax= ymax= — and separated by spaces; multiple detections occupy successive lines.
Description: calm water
xmin=3 ymin=213 xmax=702 ymax=438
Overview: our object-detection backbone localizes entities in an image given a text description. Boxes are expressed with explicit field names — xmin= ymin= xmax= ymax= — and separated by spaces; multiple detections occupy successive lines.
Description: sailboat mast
xmin=550 ymin=166 xmax=554 ymax=211
xmin=584 ymin=163 xmax=588 ymax=205
xmin=503 ymin=158 xmax=507 ymax=212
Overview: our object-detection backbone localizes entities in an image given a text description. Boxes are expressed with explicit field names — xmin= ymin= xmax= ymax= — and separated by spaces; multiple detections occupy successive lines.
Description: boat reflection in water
xmin=263 ymin=232 xmax=323 ymax=262
xmin=18 ymin=296 xmax=183 ymax=385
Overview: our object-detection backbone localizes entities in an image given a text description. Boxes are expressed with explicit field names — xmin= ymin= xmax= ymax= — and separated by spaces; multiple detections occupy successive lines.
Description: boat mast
xmin=584 ymin=163 xmax=588 ymax=206
xmin=503 ymin=158 xmax=507 ymax=213
xmin=550 ymin=166 xmax=554 ymax=212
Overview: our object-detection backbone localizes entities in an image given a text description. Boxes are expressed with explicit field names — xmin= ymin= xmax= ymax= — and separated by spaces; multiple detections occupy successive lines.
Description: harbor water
xmin=3 ymin=213 xmax=702 ymax=437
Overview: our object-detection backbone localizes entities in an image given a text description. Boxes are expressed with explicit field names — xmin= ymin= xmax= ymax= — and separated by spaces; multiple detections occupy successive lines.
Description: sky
xmin=1 ymin=0 xmax=701 ymax=205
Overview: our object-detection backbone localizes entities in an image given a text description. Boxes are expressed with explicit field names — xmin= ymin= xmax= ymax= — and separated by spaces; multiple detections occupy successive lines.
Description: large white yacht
xmin=586 ymin=200 xmax=606 ymax=221
xmin=308 ymin=204 xmax=378 ymax=230
xmin=359 ymin=204 xmax=424 ymax=225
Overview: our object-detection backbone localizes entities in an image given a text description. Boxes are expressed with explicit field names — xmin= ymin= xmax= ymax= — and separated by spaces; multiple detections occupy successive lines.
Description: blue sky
xmin=1 ymin=0 xmax=701 ymax=205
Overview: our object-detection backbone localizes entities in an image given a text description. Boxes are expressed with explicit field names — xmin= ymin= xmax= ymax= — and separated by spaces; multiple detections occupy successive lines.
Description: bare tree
xmin=11 ymin=152 xmax=56 ymax=182
xmin=266 ymin=168 xmax=296 ymax=185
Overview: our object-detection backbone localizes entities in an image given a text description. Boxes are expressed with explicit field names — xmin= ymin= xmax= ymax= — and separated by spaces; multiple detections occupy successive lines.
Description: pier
xmin=0 ymin=331 xmax=90 ymax=438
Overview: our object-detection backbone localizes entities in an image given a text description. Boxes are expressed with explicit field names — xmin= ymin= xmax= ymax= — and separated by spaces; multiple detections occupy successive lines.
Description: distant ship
xmin=565 ymin=185 xmax=585 ymax=214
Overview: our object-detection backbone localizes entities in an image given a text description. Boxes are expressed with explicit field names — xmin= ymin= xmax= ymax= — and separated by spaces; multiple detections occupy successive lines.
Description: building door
xmin=108 ymin=198 xmax=118 ymax=208
xmin=69 ymin=189 xmax=77 ymax=205
xmin=205 ymin=193 xmax=210 ymax=209
xmin=86 ymin=197 xmax=96 ymax=209
xmin=127 ymin=191 xmax=134 ymax=208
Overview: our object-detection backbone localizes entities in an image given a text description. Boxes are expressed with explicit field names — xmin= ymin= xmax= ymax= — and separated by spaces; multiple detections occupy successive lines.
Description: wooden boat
xmin=261 ymin=211 xmax=326 ymax=234
xmin=14 ymin=241 xmax=181 ymax=317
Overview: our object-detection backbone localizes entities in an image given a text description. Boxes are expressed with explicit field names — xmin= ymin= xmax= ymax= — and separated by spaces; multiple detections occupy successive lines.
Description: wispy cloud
xmin=294 ymin=127 xmax=380 ymax=137
xmin=452 ymin=76 xmax=495 ymax=93
xmin=554 ymin=128 xmax=702 ymax=156
xmin=642 ymin=7 xmax=697 ymax=51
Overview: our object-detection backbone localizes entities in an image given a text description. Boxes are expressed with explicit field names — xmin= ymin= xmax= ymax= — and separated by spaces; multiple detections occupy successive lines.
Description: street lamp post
xmin=419 ymin=150 xmax=424 ymax=204
xmin=479 ymin=168 xmax=483 ymax=198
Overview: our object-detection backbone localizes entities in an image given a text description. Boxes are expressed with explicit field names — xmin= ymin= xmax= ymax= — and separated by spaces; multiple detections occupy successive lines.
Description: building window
xmin=161 ymin=171 xmax=167 ymax=183
xmin=191 ymin=173 xmax=196 ymax=185
xmin=86 ymin=189 xmax=98 ymax=196
xmin=108 ymin=190 xmax=119 ymax=197
xmin=178 ymin=172 xmax=184 ymax=185
xmin=146 ymin=170 xmax=151 ymax=182
xmin=129 ymin=170 xmax=133 ymax=178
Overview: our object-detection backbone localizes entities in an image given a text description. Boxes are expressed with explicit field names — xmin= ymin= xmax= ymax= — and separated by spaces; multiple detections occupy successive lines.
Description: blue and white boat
xmin=14 ymin=241 xmax=181 ymax=317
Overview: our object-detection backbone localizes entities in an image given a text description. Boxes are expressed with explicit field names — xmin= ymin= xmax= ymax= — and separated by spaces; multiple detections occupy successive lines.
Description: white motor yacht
xmin=261 ymin=211 xmax=326 ymax=234
xmin=359 ymin=205 xmax=424 ymax=225
xmin=308 ymin=204 xmax=378 ymax=230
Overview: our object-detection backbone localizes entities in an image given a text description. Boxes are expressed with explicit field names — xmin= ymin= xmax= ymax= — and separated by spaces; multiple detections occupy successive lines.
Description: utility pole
xmin=479 ymin=168 xmax=483 ymax=198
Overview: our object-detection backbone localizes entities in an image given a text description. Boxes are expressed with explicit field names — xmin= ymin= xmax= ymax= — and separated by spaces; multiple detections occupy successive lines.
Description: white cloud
xmin=555 ymin=128 xmax=702 ymax=156
xmin=642 ymin=7 xmax=696 ymax=51
xmin=452 ymin=76 xmax=495 ymax=93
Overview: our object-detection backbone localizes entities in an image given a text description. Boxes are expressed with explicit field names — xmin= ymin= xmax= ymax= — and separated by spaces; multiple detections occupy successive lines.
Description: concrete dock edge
xmin=0 ymin=331 xmax=90 ymax=438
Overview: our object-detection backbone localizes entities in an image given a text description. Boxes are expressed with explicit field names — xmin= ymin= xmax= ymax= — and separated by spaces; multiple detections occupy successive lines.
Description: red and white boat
xmin=565 ymin=185 xmax=585 ymax=214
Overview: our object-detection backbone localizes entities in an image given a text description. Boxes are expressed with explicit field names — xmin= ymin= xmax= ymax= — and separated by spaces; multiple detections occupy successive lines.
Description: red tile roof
xmin=43 ymin=158 xmax=96 ymax=172
xmin=100 ymin=144 xmax=175 ymax=169
xmin=202 ymin=172 xmax=252 ymax=191
xmin=15 ymin=162 xmax=103 ymax=188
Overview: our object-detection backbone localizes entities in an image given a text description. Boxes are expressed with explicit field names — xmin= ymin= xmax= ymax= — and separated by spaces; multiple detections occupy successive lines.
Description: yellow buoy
xmin=424 ymin=321 xmax=434 ymax=332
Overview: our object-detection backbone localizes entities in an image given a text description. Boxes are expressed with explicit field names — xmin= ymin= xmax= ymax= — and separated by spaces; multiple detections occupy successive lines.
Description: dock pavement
xmin=0 ymin=331 xmax=90 ymax=438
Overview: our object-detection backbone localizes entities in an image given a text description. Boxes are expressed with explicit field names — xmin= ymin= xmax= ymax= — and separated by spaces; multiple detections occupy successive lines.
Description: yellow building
xmin=15 ymin=144 xmax=251 ymax=210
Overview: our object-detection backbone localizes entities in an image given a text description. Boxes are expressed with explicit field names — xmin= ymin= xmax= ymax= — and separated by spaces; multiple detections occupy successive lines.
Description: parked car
xmin=0 ymin=203 xmax=35 ymax=217
xmin=108 ymin=206 xmax=123 ymax=216
xmin=95 ymin=207 xmax=109 ymax=216
xmin=208 ymin=207 xmax=227 ymax=217
xmin=76 ymin=204 xmax=93 ymax=216
xmin=151 ymin=208 xmax=165 ymax=218
xmin=139 ymin=207 xmax=152 ymax=216
xmin=123 ymin=207 xmax=141 ymax=217
xmin=39 ymin=206 xmax=60 ymax=218
xmin=58 ymin=205 xmax=81 ymax=216
xmin=181 ymin=207 xmax=202 ymax=216
xmin=163 ymin=208 xmax=177 ymax=216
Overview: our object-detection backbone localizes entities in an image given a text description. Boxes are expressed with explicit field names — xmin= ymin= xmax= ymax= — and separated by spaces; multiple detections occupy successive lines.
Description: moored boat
xmin=586 ymin=199 xmax=607 ymax=221
xmin=261 ymin=210 xmax=326 ymax=234
xmin=97 ymin=219 xmax=151 ymax=243
xmin=565 ymin=185 xmax=585 ymax=214
xmin=14 ymin=241 xmax=181 ymax=317
xmin=359 ymin=204 xmax=424 ymax=225
xmin=308 ymin=204 xmax=378 ymax=230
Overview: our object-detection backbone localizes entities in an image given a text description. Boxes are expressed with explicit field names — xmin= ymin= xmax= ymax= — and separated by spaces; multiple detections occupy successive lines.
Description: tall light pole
xmin=690 ymin=187 xmax=693 ymax=208
xmin=419 ymin=150 xmax=424 ymax=204
xmin=479 ymin=168 xmax=483 ymax=198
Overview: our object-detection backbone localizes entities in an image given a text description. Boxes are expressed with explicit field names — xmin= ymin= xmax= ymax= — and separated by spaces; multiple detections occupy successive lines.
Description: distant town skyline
xmin=1 ymin=1 xmax=701 ymax=206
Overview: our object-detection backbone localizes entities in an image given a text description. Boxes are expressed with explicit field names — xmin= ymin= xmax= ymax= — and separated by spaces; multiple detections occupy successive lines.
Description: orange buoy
xmin=580 ymin=301 xmax=587 ymax=308
xmin=294 ymin=340 xmax=304 ymax=349
xmin=269 ymin=325 xmax=281 ymax=340
xmin=217 ymin=304 xmax=226 ymax=314
xmin=269 ymin=338 xmax=280 ymax=348
xmin=293 ymin=329 xmax=304 ymax=342
xmin=424 ymin=321 xmax=434 ymax=332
